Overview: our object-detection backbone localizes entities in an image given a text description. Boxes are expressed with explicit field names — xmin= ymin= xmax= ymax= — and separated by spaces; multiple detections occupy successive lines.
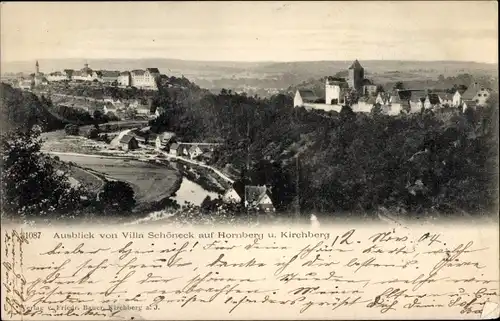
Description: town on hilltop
xmin=17 ymin=61 xmax=161 ymax=91
xmin=293 ymin=59 xmax=493 ymax=115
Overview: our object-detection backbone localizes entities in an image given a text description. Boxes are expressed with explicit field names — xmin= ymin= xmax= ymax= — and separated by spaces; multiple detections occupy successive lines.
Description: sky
xmin=1 ymin=1 xmax=498 ymax=63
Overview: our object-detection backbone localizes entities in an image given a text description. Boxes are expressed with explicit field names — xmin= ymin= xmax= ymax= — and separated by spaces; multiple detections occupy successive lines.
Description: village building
xmin=47 ymin=71 xmax=68 ymax=82
xmin=362 ymin=79 xmax=377 ymax=96
xmin=155 ymin=132 xmax=176 ymax=150
xmin=169 ymin=143 xmax=189 ymax=156
xmin=294 ymin=60 xmax=381 ymax=113
xmin=245 ymin=185 xmax=275 ymax=212
xmin=438 ymin=93 xmax=453 ymax=107
xmin=375 ymin=92 xmax=390 ymax=105
xmin=325 ymin=76 xmax=349 ymax=105
xmin=99 ymin=70 xmax=121 ymax=84
xmin=119 ymin=135 xmax=139 ymax=151
xmin=103 ymin=104 xmax=119 ymax=118
xmin=222 ymin=184 xmax=275 ymax=212
xmin=130 ymin=68 xmax=160 ymax=89
xmin=188 ymin=145 xmax=214 ymax=160
xmin=222 ymin=187 xmax=242 ymax=204
xmin=118 ymin=71 xmax=131 ymax=87
xmin=169 ymin=143 xmax=180 ymax=156
xmin=294 ymin=89 xmax=324 ymax=107
xmin=424 ymin=93 xmax=441 ymax=109
xmin=72 ymin=63 xmax=94 ymax=82
xmin=18 ymin=79 xmax=33 ymax=90
xmin=453 ymin=82 xmax=491 ymax=109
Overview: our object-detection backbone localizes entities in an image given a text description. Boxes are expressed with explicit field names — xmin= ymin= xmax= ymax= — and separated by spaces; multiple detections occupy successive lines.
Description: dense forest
xmin=150 ymin=80 xmax=499 ymax=218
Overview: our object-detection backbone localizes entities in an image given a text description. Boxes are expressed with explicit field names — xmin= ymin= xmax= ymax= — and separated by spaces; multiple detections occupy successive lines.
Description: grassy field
xmin=42 ymin=132 xmax=111 ymax=154
xmin=53 ymin=154 xmax=180 ymax=204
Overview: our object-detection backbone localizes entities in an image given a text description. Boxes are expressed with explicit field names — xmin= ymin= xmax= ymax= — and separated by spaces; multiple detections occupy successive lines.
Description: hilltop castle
xmin=294 ymin=59 xmax=378 ymax=112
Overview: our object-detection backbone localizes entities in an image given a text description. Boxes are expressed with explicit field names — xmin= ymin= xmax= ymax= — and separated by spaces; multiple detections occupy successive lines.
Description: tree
xmin=393 ymin=81 xmax=405 ymax=91
xmin=65 ymin=124 xmax=80 ymax=135
xmin=371 ymin=103 xmax=383 ymax=116
xmin=98 ymin=181 xmax=136 ymax=213
xmin=87 ymin=127 xmax=99 ymax=139
xmin=1 ymin=129 xmax=84 ymax=217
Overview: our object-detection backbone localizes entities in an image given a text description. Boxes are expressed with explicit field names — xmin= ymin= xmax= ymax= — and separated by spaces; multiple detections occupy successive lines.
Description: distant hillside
xmin=2 ymin=59 xmax=496 ymax=98
xmin=3 ymin=58 xmax=495 ymax=78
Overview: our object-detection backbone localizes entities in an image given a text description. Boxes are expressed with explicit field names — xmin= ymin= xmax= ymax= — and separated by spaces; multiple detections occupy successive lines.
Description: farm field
xmin=53 ymin=154 xmax=181 ymax=204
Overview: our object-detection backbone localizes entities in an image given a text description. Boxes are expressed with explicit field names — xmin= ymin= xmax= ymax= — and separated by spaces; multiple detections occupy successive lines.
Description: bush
xmin=98 ymin=180 xmax=136 ymax=214
xmin=64 ymin=124 xmax=80 ymax=135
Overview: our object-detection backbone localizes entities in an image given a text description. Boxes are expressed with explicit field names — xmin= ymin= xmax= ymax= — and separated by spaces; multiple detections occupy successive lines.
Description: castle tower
xmin=347 ymin=59 xmax=364 ymax=92
xmin=35 ymin=60 xmax=40 ymax=75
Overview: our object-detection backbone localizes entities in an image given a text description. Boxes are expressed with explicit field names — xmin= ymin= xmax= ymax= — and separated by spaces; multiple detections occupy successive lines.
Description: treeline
xmin=0 ymin=83 xmax=66 ymax=132
xmin=150 ymin=83 xmax=499 ymax=218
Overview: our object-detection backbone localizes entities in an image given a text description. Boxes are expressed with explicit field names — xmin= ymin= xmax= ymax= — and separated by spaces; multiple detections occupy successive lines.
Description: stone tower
xmin=347 ymin=59 xmax=364 ymax=92
xmin=35 ymin=60 xmax=40 ymax=75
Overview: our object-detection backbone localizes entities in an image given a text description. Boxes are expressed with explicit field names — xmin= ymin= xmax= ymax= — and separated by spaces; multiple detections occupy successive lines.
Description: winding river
xmin=172 ymin=177 xmax=220 ymax=207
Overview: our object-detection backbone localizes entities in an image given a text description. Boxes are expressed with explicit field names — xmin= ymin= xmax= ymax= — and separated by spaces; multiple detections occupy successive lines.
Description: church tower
xmin=347 ymin=59 xmax=364 ymax=92
xmin=35 ymin=60 xmax=40 ymax=75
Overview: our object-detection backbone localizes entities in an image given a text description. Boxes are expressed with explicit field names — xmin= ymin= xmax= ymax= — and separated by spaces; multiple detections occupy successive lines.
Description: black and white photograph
xmin=1 ymin=1 xmax=497 ymax=226
xmin=0 ymin=2 xmax=498 ymax=319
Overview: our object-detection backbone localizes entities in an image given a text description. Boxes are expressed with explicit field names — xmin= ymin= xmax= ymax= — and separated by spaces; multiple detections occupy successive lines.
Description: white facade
xmin=130 ymin=69 xmax=160 ymax=89
xmin=474 ymin=88 xmax=491 ymax=106
xmin=303 ymin=103 xmax=342 ymax=113
xmin=293 ymin=90 xmax=304 ymax=107
xmin=189 ymin=146 xmax=203 ymax=159
xmin=325 ymin=79 xmax=342 ymax=105
xmin=452 ymin=91 xmax=462 ymax=107
xmin=118 ymin=72 xmax=131 ymax=86
xmin=47 ymin=72 xmax=68 ymax=82
xmin=222 ymin=188 xmax=242 ymax=203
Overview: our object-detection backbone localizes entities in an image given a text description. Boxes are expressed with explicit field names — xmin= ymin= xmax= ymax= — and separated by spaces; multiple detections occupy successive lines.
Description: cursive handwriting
xmin=2 ymin=225 xmax=498 ymax=319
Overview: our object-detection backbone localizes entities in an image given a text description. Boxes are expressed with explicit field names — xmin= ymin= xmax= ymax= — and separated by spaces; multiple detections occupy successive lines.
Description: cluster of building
xmin=294 ymin=60 xmax=493 ymax=115
xmin=18 ymin=61 xmax=161 ymax=90
xmin=222 ymin=184 xmax=275 ymax=212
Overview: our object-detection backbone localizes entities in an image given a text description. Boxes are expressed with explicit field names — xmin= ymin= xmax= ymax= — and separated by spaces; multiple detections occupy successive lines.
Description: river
xmin=173 ymin=177 xmax=220 ymax=207
xmin=127 ymin=176 xmax=221 ymax=225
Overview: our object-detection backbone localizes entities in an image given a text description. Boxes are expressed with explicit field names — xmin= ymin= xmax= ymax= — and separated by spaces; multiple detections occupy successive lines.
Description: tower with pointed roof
xmin=347 ymin=59 xmax=364 ymax=92
xmin=35 ymin=60 xmax=40 ymax=75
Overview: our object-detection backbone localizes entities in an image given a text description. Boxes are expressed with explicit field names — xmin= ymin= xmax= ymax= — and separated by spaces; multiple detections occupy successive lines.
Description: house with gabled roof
xmin=294 ymin=89 xmax=322 ymax=107
xmin=244 ymin=185 xmax=275 ymax=212
xmin=459 ymin=82 xmax=492 ymax=107
xmin=222 ymin=183 xmax=275 ymax=212
xmin=119 ymin=135 xmax=139 ymax=151
xmin=424 ymin=93 xmax=441 ymax=109
xmin=375 ymin=92 xmax=390 ymax=105
xmin=438 ymin=93 xmax=453 ymax=107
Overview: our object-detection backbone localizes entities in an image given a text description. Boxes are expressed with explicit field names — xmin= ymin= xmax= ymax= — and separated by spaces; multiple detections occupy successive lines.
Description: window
xmin=475 ymin=99 xmax=479 ymax=103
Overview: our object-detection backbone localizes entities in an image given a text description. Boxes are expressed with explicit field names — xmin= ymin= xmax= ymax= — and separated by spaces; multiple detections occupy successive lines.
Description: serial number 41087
xmin=20 ymin=231 xmax=42 ymax=239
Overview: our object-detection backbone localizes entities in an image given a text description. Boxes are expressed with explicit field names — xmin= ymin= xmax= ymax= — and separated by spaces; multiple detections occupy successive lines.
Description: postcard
xmin=1 ymin=1 xmax=499 ymax=320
